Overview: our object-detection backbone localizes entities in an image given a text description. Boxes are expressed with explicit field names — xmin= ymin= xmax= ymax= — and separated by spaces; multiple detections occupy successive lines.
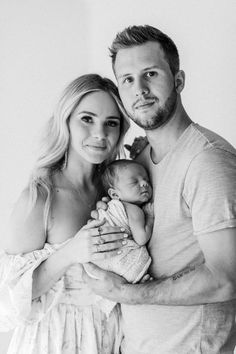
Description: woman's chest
xmin=47 ymin=189 xmax=94 ymax=244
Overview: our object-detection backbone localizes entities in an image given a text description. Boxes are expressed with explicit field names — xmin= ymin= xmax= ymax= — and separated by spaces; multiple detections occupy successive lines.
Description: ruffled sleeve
xmin=0 ymin=243 xmax=64 ymax=331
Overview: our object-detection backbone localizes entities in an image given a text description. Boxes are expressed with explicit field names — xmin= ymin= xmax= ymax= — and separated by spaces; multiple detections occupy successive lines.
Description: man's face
xmin=114 ymin=41 xmax=177 ymax=130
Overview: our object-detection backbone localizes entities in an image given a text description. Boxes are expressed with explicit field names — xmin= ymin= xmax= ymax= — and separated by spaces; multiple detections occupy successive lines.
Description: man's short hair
xmin=110 ymin=25 xmax=180 ymax=76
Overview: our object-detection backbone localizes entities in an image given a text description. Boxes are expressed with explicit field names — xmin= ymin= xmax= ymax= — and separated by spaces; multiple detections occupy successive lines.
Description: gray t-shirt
xmin=121 ymin=123 xmax=236 ymax=354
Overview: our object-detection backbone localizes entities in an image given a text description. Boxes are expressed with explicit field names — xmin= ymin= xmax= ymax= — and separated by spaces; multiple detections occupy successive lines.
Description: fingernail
xmin=120 ymin=227 xmax=125 ymax=232
xmin=117 ymin=250 xmax=122 ymax=255
xmin=123 ymin=233 xmax=128 ymax=238
xmin=122 ymin=240 xmax=127 ymax=245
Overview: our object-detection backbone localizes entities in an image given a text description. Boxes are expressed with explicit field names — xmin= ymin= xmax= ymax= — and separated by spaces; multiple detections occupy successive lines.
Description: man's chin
xmin=132 ymin=117 xmax=160 ymax=130
xmin=131 ymin=110 xmax=173 ymax=130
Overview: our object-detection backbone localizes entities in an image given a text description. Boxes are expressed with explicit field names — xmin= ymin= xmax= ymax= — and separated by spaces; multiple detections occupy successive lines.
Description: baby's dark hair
xmin=101 ymin=159 xmax=141 ymax=192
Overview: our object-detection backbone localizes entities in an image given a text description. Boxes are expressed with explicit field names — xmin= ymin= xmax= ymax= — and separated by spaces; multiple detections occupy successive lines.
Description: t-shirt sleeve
xmin=183 ymin=147 xmax=236 ymax=235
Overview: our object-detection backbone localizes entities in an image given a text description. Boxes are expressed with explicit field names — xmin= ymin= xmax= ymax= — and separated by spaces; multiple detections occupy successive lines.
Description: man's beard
xmin=131 ymin=88 xmax=177 ymax=130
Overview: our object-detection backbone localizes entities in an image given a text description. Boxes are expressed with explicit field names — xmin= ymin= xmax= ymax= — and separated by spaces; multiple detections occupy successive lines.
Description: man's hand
xmin=82 ymin=263 xmax=127 ymax=302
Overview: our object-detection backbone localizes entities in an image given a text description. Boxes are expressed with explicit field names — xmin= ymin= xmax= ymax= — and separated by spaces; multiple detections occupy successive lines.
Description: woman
xmin=0 ymin=74 xmax=129 ymax=354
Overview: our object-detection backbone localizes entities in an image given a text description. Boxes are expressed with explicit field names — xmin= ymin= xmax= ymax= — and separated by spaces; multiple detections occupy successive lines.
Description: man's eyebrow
xmin=117 ymin=65 xmax=160 ymax=79
xmin=143 ymin=65 xmax=159 ymax=71
xmin=117 ymin=73 xmax=131 ymax=80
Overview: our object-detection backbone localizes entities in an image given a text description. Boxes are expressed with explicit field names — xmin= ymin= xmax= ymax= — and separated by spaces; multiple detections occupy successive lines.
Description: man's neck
xmin=146 ymin=106 xmax=192 ymax=164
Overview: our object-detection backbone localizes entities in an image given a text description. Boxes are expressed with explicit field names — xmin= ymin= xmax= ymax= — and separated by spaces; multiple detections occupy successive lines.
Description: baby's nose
xmin=140 ymin=180 xmax=149 ymax=187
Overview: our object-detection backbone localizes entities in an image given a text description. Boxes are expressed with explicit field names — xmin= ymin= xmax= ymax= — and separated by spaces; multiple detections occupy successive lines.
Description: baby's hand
xmin=90 ymin=196 xmax=110 ymax=220
xmin=142 ymin=202 xmax=154 ymax=219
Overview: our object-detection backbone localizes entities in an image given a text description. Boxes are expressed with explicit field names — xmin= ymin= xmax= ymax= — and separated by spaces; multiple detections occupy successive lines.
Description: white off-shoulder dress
xmin=0 ymin=242 xmax=121 ymax=354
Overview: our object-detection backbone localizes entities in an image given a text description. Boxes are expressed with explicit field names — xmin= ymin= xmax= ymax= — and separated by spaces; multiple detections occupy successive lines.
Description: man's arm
xmin=83 ymin=227 xmax=236 ymax=305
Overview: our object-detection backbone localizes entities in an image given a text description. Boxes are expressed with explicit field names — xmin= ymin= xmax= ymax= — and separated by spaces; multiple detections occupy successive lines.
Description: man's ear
xmin=108 ymin=188 xmax=120 ymax=200
xmin=174 ymin=70 xmax=185 ymax=93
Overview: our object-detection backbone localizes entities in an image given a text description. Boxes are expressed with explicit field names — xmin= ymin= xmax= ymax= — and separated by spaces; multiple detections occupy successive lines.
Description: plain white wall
xmin=1 ymin=0 xmax=236 ymax=351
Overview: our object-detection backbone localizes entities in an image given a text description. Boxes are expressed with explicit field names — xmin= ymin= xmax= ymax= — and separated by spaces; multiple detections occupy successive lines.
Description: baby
xmin=94 ymin=159 xmax=154 ymax=283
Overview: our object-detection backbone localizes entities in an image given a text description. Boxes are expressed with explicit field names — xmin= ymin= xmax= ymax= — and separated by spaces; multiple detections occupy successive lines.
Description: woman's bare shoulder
xmin=4 ymin=188 xmax=47 ymax=254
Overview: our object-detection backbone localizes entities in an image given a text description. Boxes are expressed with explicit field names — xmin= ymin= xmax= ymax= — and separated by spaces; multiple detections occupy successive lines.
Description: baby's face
xmin=115 ymin=163 xmax=152 ymax=205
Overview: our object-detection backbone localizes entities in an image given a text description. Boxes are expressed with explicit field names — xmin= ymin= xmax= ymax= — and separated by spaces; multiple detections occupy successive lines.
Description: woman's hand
xmin=140 ymin=274 xmax=154 ymax=283
xmin=66 ymin=219 xmax=128 ymax=264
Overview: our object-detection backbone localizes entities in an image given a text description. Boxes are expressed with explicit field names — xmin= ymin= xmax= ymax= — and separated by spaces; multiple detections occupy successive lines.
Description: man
xmin=83 ymin=25 xmax=236 ymax=353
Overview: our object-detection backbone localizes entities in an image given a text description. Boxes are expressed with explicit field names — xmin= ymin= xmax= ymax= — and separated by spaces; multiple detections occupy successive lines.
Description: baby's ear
xmin=108 ymin=188 xmax=120 ymax=200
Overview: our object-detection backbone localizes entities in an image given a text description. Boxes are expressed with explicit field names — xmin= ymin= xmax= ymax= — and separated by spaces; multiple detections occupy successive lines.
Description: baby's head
xmin=102 ymin=159 xmax=152 ymax=205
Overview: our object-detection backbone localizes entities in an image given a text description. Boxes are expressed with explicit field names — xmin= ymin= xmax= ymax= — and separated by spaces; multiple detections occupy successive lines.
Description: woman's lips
xmin=86 ymin=145 xmax=107 ymax=151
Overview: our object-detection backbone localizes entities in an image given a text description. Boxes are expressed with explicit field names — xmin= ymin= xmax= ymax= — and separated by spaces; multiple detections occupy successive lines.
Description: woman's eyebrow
xmin=105 ymin=116 xmax=121 ymax=120
xmin=77 ymin=110 xmax=96 ymax=116
xmin=77 ymin=111 xmax=120 ymax=120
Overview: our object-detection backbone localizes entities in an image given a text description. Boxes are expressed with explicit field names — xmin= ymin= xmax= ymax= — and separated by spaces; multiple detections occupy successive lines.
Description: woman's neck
xmin=61 ymin=152 xmax=98 ymax=190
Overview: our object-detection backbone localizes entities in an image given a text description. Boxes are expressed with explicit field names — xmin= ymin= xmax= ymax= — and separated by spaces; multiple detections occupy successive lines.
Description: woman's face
xmin=68 ymin=91 xmax=121 ymax=164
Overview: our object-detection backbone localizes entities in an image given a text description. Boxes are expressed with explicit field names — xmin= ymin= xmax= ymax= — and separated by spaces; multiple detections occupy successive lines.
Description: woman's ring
xmin=98 ymin=226 xmax=103 ymax=235
xmin=98 ymin=235 xmax=105 ymax=244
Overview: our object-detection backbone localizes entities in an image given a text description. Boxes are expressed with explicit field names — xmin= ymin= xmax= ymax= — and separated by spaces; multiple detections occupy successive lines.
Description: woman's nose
xmin=92 ymin=124 xmax=106 ymax=139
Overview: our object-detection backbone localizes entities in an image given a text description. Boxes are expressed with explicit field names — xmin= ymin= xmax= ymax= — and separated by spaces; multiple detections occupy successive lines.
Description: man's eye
xmin=81 ymin=116 xmax=92 ymax=123
xmin=145 ymin=71 xmax=157 ymax=78
xmin=123 ymin=77 xmax=133 ymax=84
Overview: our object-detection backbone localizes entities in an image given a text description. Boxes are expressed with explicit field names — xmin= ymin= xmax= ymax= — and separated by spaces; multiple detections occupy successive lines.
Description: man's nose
xmin=135 ymin=77 xmax=149 ymax=97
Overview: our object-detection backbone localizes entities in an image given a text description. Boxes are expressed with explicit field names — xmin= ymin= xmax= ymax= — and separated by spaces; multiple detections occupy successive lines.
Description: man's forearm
xmin=119 ymin=263 xmax=236 ymax=305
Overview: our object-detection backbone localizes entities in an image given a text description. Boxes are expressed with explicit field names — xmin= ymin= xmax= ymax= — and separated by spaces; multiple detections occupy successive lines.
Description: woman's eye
xmin=81 ymin=116 xmax=92 ymax=123
xmin=106 ymin=120 xmax=120 ymax=127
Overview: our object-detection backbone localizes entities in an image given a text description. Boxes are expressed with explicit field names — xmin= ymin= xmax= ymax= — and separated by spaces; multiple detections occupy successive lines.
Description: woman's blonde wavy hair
xmin=28 ymin=74 xmax=130 ymax=234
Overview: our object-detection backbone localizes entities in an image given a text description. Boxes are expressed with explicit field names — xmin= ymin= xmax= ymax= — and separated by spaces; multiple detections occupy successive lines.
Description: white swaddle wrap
xmin=95 ymin=200 xmax=151 ymax=283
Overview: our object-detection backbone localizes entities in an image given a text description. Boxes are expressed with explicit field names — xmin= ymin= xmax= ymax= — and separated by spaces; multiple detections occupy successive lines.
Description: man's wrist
xmin=119 ymin=282 xmax=143 ymax=305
